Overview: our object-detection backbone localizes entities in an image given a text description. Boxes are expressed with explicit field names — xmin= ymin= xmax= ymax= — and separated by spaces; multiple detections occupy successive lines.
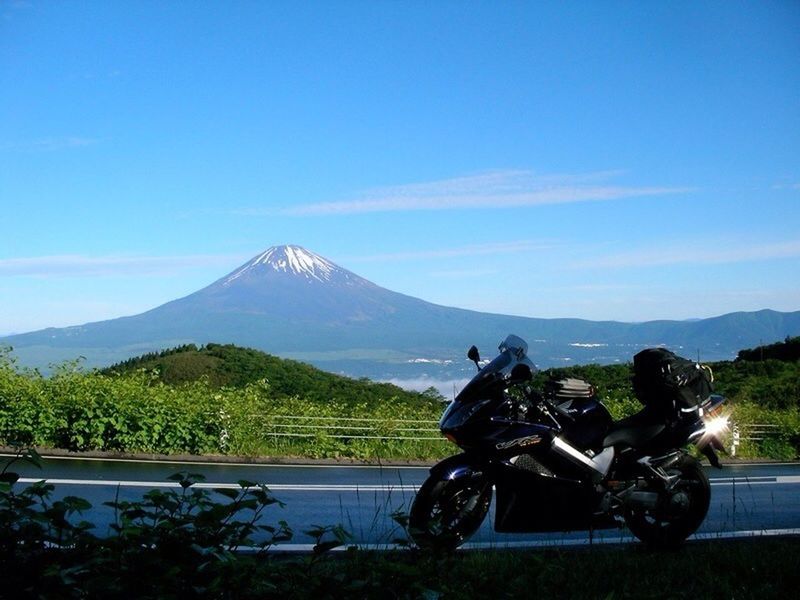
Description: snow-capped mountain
xmin=3 ymin=245 xmax=800 ymax=377
xmin=222 ymin=246 xmax=356 ymax=285
xmin=175 ymin=245 xmax=400 ymax=321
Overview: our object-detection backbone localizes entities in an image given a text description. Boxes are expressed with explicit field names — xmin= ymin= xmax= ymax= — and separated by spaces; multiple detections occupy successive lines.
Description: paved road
xmin=6 ymin=455 xmax=800 ymax=549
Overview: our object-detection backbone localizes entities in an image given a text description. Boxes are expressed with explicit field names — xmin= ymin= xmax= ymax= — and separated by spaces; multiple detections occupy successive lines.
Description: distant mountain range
xmin=4 ymin=245 xmax=800 ymax=384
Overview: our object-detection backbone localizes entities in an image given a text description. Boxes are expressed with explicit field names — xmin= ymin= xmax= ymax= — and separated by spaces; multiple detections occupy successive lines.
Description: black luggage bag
xmin=632 ymin=348 xmax=713 ymax=416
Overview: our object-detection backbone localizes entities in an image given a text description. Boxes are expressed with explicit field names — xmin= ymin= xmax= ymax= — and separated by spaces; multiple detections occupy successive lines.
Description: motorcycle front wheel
xmin=624 ymin=456 xmax=711 ymax=548
xmin=409 ymin=474 xmax=492 ymax=551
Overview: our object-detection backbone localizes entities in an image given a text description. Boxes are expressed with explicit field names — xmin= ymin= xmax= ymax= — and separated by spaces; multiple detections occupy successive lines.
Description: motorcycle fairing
xmin=493 ymin=457 xmax=616 ymax=533
xmin=467 ymin=419 xmax=555 ymax=456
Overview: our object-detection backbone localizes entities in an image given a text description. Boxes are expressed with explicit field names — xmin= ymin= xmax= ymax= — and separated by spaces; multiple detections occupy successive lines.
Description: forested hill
xmin=737 ymin=336 xmax=800 ymax=362
xmin=103 ymin=343 xmax=442 ymax=405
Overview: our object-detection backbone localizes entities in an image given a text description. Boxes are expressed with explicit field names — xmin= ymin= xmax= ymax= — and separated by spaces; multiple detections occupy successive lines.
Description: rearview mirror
xmin=467 ymin=345 xmax=481 ymax=371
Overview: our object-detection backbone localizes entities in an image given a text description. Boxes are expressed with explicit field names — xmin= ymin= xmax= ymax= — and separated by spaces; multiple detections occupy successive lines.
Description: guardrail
xmin=262 ymin=415 xmax=445 ymax=441
xmin=217 ymin=414 xmax=446 ymax=450
xmin=730 ymin=423 xmax=783 ymax=456
xmin=219 ymin=414 xmax=783 ymax=454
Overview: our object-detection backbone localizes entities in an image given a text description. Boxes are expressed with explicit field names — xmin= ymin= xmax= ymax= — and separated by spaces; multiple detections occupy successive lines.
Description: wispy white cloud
xmin=343 ymin=240 xmax=557 ymax=263
xmin=429 ymin=269 xmax=499 ymax=279
xmin=538 ymin=283 xmax=642 ymax=293
xmin=280 ymin=170 xmax=691 ymax=216
xmin=2 ymin=0 xmax=33 ymax=20
xmin=0 ymin=137 xmax=100 ymax=152
xmin=0 ymin=253 xmax=247 ymax=278
xmin=772 ymin=183 xmax=800 ymax=191
xmin=572 ymin=239 xmax=800 ymax=269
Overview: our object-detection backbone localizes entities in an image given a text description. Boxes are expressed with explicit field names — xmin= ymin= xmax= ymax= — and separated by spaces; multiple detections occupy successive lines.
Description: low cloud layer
xmin=382 ymin=377 xmax=471 ymax=400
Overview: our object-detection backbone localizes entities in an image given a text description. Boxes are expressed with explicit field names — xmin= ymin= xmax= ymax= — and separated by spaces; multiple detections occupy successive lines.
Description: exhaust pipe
xmin=623 ymin=490 xmax=660 ymax=510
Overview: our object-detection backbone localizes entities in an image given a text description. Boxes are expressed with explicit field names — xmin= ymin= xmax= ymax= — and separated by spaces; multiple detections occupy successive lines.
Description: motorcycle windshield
xmin=455 ymin=351 xmax=514 ymax=401
xmin=440 ymin=335 xmax=537 ymax=430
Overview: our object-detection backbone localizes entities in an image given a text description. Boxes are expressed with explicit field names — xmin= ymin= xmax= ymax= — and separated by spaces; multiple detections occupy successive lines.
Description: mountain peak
xmin=222 ymin=245 xmax=345 ymax=286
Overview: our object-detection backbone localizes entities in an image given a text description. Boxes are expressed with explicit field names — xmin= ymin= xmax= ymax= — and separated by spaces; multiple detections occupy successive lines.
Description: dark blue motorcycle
xmin=409 ymin=335 xmax=728 ymax=549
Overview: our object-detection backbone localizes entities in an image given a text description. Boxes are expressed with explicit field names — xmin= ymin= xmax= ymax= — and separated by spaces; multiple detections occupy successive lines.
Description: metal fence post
xmin=731 ymin=424 xmax=740 ymax=457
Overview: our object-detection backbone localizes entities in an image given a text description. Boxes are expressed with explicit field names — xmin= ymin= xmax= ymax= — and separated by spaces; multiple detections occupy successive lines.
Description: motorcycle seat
xmin=602 ymin=408 xmax=665 ymax=449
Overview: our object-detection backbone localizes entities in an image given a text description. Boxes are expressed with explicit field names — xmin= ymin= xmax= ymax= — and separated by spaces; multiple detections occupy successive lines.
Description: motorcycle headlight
xmin=697 ymin=406 xmax=732 ymax=448
xmin=703 ymin=413 xmax=730 ymax=438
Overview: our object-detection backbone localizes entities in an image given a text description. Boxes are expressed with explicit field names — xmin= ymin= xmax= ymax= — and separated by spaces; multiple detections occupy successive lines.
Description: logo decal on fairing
xmin=496 ymin=435 xmax=542 ymax=451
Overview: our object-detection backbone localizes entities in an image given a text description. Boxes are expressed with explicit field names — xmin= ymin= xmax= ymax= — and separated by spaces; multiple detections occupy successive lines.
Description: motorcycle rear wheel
xmin=409 ymin=474 xmax=491 ymax=551
xmin=624 ymin=456 xmax=710 ymax=548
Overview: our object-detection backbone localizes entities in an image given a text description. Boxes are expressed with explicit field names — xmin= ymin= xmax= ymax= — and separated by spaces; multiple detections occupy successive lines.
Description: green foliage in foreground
xmin=2 ymin=449 xmax=798 ymax=599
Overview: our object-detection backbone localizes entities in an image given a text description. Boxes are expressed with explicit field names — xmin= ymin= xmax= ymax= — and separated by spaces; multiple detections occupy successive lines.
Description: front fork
xmin=700 ymin=443 xmax=723 ymax=469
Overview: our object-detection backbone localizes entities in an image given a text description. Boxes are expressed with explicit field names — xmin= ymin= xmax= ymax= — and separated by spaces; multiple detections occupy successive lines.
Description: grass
xmin=317 ymin=538 xmax=800 ymax=599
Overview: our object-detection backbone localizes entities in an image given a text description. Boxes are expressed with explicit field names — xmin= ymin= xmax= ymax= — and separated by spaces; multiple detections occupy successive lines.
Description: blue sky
xmin=1 ymin=1 xmax=799 ymax=333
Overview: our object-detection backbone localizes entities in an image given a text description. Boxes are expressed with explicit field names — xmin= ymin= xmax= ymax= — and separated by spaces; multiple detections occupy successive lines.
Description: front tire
xmin=409 ymin=474 xmax=491 ymax=551
xmin=624 ymin=456 xmax=711 ymax=548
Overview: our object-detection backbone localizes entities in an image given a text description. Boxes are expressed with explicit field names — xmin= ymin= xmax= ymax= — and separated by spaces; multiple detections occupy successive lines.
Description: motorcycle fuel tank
xmin=555 ymin=397 xmax=613 ymax=451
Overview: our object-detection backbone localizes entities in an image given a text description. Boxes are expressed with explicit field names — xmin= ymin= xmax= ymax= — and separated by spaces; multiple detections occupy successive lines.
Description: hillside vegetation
xmin=0 ymin=339 xmax=798 ymax=460
xmin=102 ymin=343 xmax=444 ymax=403
xmin=736 ymin=335 xmax=800 ymax=362
xmin=0 ymin=344 xmax=445 ymax=460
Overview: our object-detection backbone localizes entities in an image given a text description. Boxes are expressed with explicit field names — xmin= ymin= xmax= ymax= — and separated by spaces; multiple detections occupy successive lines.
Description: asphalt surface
xmin=7 ymin=454 xmax=800 ymax=549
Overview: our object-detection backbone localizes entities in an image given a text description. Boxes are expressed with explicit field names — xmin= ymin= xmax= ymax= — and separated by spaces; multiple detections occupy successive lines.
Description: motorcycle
xmin=409 ymin=334 xmax=729 ymax=549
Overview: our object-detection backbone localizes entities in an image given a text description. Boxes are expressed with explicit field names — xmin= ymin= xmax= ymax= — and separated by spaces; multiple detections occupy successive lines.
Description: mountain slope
xmin=102 ymin=342 xmax=441 ymax=403
xmin=3 ymin=245 xmax=800 ymax=376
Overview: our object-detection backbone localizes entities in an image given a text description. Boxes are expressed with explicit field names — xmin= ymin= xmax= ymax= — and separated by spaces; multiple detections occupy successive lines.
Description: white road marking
xmin=710 ymin=476 xmax=800 ymax=486
xmin=237 ymin=527 xmax=800 ymax=553
xmin=463 ymin=527 xmax=800 ymax=549
xmin=3 ymin=453 xmax=799 ymax=472
xmin=16 ymin=478 xmax=420 ymax=492
xmin=0 ymin=453 xmax=428 ymax=469
xmin=15 ymin=474 xmax=800 ymax=492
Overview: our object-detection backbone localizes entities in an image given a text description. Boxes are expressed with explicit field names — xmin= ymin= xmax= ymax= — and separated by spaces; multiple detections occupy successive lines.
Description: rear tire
xmin=624 ymin=456 xmax=710 ymax=548
xmin=409 ymin=474 xmax=491 ymax=551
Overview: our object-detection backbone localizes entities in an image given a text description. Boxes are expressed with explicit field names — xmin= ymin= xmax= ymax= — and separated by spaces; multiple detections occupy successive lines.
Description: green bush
xmin=0 ymin=350 xmax=447 ymax=460
xmin=0 ymin=449 xmax=296 ymax=598
xmin=727 ymin=402 xmax=800 ymax=459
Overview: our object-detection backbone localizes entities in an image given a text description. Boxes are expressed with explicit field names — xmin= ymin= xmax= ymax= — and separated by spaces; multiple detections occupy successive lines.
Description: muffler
xmin=623 ymin=490 xmax=660 ymax=510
